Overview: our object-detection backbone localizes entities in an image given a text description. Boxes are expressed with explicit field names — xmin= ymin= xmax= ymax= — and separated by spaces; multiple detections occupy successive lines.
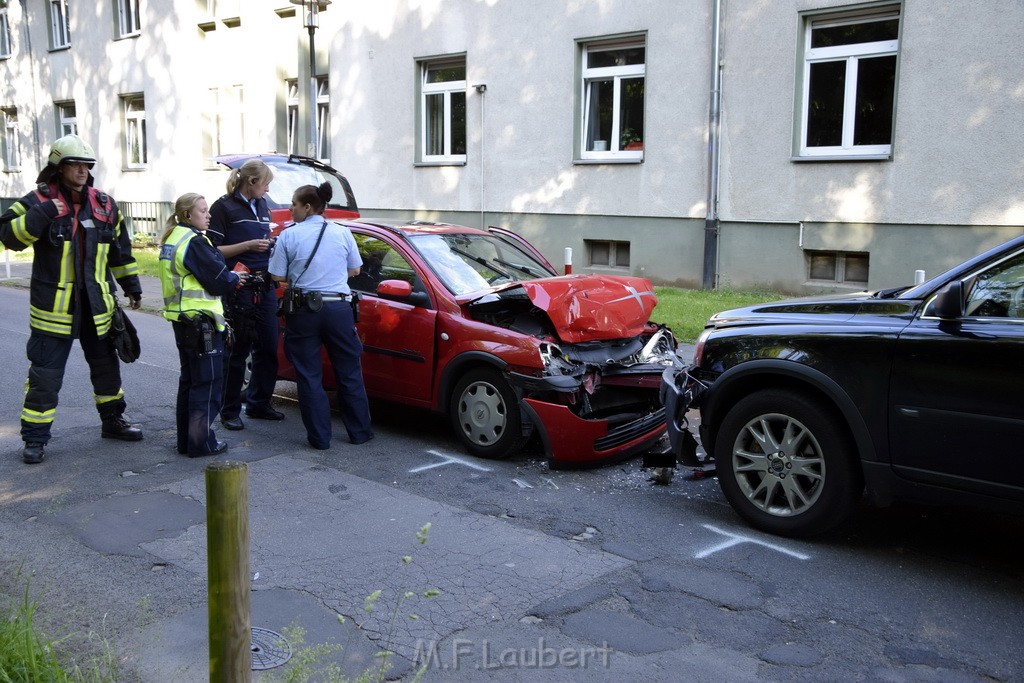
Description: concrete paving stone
xmin=638 ymin=560 xmax=764 ymax=611
xmin=130 ymin=587 xmax=412 ymax=682
xmin=139 ymin=456 xmax=633 ymax=666
xmin=560 ymin=608 xmax=682 ymax=655
xmin=527 ymin=582 xmax=618 ymax=619
xmin=49 ymin=491 xmax=205 ymax=557
xmin=760 ymin=642 xmax=821 ymax=667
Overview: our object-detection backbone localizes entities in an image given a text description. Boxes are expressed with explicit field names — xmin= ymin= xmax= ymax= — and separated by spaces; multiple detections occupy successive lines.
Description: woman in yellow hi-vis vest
xmin=159 ymin=193 xmax=246 ymax=457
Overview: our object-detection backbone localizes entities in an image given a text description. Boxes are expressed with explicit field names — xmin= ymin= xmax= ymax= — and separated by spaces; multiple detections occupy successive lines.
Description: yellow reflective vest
xmin=159 ymin=225 xmax=228 ymax=330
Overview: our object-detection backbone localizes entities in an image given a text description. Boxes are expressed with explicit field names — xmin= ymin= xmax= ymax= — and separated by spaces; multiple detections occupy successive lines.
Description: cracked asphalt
xmin=0 ymin=260 xmax=1022 ymax=682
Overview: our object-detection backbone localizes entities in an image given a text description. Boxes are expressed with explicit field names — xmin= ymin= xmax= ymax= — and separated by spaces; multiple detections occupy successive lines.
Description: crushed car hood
xmin=482 ymin=274 xmax=659 ymax=343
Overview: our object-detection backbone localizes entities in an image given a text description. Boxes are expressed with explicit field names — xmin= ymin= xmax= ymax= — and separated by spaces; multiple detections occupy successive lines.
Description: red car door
xmin=349 ymin=233 xmax=437 ymax=407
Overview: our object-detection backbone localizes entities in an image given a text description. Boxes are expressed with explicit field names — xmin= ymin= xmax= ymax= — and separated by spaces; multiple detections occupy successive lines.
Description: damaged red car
xmin=216 ymin=154 xmax=677 ymax=467
xmin=282 ymin=219 xmax=677 ymax=468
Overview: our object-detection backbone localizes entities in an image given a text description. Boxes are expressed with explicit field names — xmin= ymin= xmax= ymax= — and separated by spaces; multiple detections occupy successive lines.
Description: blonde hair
xmin=226 ymin=159 xmax=274 ymax=194
xmin=161 ymin=192 xmax=205 ymax=243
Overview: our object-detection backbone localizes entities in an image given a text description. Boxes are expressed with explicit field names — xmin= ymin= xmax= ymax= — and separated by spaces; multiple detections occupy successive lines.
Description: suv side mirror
xmin=931 ymin=281 xmax=964 ymax=319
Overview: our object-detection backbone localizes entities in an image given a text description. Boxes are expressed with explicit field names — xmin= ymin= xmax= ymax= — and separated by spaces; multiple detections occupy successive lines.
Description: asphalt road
xmin=0 ymin=271 xmax=1022 ymax=682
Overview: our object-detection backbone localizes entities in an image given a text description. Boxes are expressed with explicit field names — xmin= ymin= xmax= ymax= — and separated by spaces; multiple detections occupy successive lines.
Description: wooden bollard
xmin=206 ymin=461 xmax=252 ymax=682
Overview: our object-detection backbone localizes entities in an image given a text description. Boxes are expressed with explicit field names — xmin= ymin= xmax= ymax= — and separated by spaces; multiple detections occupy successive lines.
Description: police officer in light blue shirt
xmin=269 ymin=183 xmax=373 ymax=449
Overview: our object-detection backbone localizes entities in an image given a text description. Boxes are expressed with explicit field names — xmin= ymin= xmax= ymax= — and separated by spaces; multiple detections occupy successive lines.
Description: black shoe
xmin=246 ymin=406 xmax=284 ymax=421
xmin=307 ymin=436 xmax=330 ymax=450
xmin=22 ymin=442 xmax=45 ymax=464
xmin=101 ymin=417 xmax=144 ymax=441
xmin=189 ymin=440 xmax=228 ymax=458
xmin=351 ymin=433 xmax=375 ymax=445
xmin=222 ymin=416 xmax=244 ymax=431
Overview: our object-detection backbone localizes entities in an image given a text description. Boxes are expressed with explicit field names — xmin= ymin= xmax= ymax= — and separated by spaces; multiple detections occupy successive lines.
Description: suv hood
xmin=471 ymin=274 xmax=659 ymax=343
xmin=709 ymin=291 xmax=920 ymax=327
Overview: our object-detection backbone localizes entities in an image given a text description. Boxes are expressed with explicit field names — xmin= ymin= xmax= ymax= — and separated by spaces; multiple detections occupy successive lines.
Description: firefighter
xmin=0 ymin=134 xmax=144 ymax=464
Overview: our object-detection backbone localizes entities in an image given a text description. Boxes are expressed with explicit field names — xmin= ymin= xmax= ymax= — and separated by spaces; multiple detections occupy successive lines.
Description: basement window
xmin=587 ymin=240 xmax=630 ymax=268
xmin=807 ymin=250 xmax=869 ymax=285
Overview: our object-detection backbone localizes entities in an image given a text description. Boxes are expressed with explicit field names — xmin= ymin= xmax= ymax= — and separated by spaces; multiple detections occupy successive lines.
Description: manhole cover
xmin=251 ymin=627 xmax=292 ymax=670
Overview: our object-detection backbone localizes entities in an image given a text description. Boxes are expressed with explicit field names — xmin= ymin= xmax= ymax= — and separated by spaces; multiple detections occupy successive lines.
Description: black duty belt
xmin=310 ymin=292 xmax=352 ymax=302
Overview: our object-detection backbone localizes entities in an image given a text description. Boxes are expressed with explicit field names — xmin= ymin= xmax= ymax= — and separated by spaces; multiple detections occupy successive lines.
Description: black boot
xmin=101 ymin=416 xmax=144 ymax=441
xmin=22 ymin=442 xmax=45 ymax=464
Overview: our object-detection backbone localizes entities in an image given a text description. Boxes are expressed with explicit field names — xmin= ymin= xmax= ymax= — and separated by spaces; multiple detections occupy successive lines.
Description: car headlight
xmin=639 ymin=327 xmax=677 ymax=364
xmin=692 ymin=328 xmax=712 ymax=366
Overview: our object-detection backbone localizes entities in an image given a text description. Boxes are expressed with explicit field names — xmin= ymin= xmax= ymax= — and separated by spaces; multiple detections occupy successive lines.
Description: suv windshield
xmin=261 ymin=158 xmax=355 ymax=212
xmin=411 ymin=233 xmax=553 ymax=296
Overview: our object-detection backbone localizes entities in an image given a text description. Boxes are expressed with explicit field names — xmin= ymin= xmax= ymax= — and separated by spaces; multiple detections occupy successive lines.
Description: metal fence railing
xmin=1 ymin=197 xmax=172 ymax=246
xmin=121 ymin=201 xmax=174 ymax=245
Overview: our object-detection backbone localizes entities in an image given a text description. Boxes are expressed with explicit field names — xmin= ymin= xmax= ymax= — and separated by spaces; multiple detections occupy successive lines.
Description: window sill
xmin=48 ymin=45 xmax=71 ymax=53
xmin=115 ymin=32 xmax=141 ymax=41
xmin=574 ymin=157 xmax=643 ymax=165
xmin=791 ymin=154 xmax=891 ymax=162
xmin=415 ymin=160 xmax=467 ymax=167
xmin=803 ymin=280 xmax=868 ymax=289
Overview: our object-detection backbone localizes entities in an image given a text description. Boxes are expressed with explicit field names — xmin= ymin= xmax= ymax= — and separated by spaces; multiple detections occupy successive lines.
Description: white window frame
xmin=419 ymin=57 xmax=466 ymax=164
xmin=1 ymin=6 xmax=12 ymax=59
xmin=49 ymin=0 xmax=70 ymax=49
xmin=202 ymin=85 xmax=243 ymax=164
xmin=798 ymin=8 xmax=900 ymax=158
xmin=579 ymin=38 xmax=645 ymax=161
xmin=315 ymin=76 xmax=330 ymax=162
xmin=2 ymin=107 xmax=21 ymax=171
xmin=286 ymin=78 xmax=299 ymax=155
xmin=57 ymin=101 xmax=77 ymax=136
xmin=122 ymin=95 xmax=147 ymax=168
xmin=115 ymin=0 xmax=141 ymax=38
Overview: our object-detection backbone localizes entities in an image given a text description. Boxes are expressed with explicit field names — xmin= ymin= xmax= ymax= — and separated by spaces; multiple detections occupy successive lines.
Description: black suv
xmin=659 ymin=235 xmax=1024 ymax=537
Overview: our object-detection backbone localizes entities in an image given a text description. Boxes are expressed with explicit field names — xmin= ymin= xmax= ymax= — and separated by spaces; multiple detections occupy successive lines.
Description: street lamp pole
xmin=291 ymin=0 xmax=331 ymax=159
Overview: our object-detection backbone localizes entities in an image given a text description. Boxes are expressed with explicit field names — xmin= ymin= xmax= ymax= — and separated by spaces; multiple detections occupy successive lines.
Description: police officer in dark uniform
xmin=0 ymin=134 xmax=144 ymax=464
xmin=207 ymin=158 xmax=283 ymax=430
xmin=159 ymin=192 xmax=245 ymax=457
xmin=269 ymin=183 xmax=373 ymax=449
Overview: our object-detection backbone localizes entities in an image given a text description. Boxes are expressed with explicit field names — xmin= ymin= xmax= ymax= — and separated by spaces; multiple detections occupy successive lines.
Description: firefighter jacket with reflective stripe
xmin=159 ymin=224 xmax=239 ymax=331
xmin=0 ymin=182 xmax=141 ymax=338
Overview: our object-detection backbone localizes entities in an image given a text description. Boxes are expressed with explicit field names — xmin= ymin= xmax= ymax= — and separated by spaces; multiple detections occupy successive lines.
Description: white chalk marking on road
xmin=542 ymin=477 xmax=559 ymax=489
xmin=513 ymin=478 xmax=534 ymax=489
xmin=408 ymin=450 xmax=494 ymax=474
xmin=695 ymin=524 xmax=810 ymax=560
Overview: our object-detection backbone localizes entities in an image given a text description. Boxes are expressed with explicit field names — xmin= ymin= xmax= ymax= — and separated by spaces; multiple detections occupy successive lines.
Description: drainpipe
xmin=702 ymin=0 xmax=723 ymax=290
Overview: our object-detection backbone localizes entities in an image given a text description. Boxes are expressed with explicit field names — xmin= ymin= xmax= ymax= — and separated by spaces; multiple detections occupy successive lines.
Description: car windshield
xmin=411 ymin=233 xmax=553 ymax=296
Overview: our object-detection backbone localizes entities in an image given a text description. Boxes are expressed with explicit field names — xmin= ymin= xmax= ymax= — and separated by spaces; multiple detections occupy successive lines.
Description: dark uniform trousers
xmin=283 ymin=300 xmax=372 ymax=447
xmin=22 ymin=311 xmax=126 ymax=444
xmin=222 ymin=286 xmax=279 ymax=419
xmin=172 ymin=321 xmax=226 ymax=455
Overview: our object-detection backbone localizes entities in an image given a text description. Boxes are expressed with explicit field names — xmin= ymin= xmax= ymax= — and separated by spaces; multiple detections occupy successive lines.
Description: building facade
xmin=2 ymin=0 xmax=1022 ymax=293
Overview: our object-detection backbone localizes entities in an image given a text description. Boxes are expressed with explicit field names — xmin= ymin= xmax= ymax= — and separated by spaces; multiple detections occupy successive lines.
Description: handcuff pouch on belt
xmin=179 ymin=314 xmax=217 ymax=355
xmin=277 ymin=287 xmax=304 ymax=316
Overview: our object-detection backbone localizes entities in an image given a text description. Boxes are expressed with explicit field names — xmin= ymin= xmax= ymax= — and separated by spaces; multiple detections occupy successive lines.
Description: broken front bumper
xmin=520 ymin=399 xmax=667 ymax=469
xmin=646 ymin=363 xmax=707 ymax=468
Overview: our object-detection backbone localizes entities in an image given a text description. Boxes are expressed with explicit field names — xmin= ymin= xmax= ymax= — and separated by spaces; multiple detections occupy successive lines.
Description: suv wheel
xmin=714 ymin=389 xmax=862 ymax=538
xmin=450 ymin=368 xmax=525 ymax=459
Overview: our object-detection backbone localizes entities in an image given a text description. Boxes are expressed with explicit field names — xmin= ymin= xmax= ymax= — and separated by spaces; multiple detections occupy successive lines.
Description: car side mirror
xmin=377 ymin=279 xmax=412 ymax=297
xmin=931 ymin=281 xmax=964 ymax=319
xmin=376 ymin=279 xmax=432 ymax=308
